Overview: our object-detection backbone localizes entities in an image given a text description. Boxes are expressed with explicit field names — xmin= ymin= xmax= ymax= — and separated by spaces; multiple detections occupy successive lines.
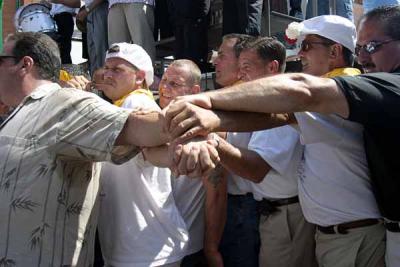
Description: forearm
xmin=215 ymin=111 xmax=292 ymax=132
xmin=205 ymin=73 xmax=342 ymax=115
xmin=203 ymin=174 xmax=227 ymax=256
xmin=115 ymin=112 xmax=170 ymax=147
xmin=217 ymin=136 xmax=271 ymax=183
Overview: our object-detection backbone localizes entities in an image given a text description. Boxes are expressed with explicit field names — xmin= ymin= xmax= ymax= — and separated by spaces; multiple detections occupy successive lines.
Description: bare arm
xmin=164 ymin=102 xmax=293 ymax=142
xmin=207 ymin=74 xmax=349 ymax=117
xmin=115 ymin=111 xmax=170 ymax=147
xmin=203 ymin=172 xmax=227 ymax=267
xmin=213 ymin=135 xmax=271 ymax=183
xmin=165 ymin=73 xmax=349 ymax=132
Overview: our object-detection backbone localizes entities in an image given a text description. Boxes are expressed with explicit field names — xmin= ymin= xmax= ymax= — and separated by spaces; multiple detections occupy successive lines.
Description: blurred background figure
xmin=46 ymin=0 xmax=80 ymax=64
xmin=76 ymin=0 xmax=109 ymax=76
xmin=222 ymin=0 xmax=263 ymax=36
xmin=107 ymin=0 xmax=156 ymax=61
xmin=167 ymin=0 xmax=211 ymax=72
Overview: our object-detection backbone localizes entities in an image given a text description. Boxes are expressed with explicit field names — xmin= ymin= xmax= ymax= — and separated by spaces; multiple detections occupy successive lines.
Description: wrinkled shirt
xmin=0 ymin=83 xmax=136 ymax=266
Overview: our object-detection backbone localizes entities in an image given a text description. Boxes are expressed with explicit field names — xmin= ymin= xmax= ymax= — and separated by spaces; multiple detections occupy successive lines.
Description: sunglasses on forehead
xmin=300 ymin=41 xmax=334 ymax=52
xmin=355 ymin=39 xmax=398 ymax=56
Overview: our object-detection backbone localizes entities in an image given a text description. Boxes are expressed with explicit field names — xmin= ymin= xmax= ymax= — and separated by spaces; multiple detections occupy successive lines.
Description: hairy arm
xmin=115 ymin=111 xmax=170 ymax=147
xmin=165 ymin=102 xmax=293 ymax=142
xmin=207 ymin=73 xmax=349 ymax=117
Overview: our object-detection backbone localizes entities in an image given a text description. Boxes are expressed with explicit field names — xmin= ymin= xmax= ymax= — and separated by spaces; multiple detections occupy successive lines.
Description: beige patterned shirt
xmin=0 ymin=83 xmax=136 ymax=266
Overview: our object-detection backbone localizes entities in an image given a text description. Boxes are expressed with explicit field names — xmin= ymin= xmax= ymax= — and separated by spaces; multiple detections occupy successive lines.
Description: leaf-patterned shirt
xmin=0 ymin=83 xmax=136 ymax=267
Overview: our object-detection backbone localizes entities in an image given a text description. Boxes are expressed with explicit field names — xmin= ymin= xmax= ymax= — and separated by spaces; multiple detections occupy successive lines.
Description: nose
xmin=103 ymin=69 xmax=113 ymax=80
xmin=357 ymin=49 xmax=371 ymax=66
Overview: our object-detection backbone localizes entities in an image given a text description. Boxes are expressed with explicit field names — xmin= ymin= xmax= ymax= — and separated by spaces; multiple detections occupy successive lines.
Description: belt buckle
xmin=334 ymin=224 xmax=348 ymax=234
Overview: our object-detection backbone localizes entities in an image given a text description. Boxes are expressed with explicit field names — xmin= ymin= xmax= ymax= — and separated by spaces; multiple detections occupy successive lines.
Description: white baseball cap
xmin=106 ymin=42 xmax=154 ymax=86
xmin=297 ymin=15 xmax=357 ymax=53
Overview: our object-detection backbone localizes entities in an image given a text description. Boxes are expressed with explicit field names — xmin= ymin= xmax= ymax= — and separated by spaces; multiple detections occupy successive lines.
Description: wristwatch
xmin=85 ymin=5 xmax=91 ymax=13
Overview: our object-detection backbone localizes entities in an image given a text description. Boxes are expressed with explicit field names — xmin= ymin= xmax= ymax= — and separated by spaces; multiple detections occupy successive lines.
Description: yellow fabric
xmin=59 ymin=70 xmax=72 ymax=82
xmin=113 ymin=89 xmax=154 ymax=107
xmin=322 ymin=67 xmax=361 ymax=78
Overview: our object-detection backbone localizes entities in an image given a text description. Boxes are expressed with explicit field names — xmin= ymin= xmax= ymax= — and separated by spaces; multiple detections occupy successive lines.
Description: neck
xmin=8 ymin=79 xmax=53 ymax=107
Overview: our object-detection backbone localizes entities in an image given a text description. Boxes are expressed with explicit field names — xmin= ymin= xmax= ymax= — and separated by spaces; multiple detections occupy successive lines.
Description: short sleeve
xmin=333 ymin=73 xmax=400 ymax=127
xmin=50 ymin=89 xmax=137 ymax=162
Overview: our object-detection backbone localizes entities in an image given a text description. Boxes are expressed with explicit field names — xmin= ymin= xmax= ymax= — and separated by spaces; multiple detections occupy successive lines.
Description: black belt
xmin=317 ymin=218 xmax=382 ymax=235
xmin=228 ymin=193 xmax=254 ymax=199
xmin=258 ymin=196 xmax=299 ymax=216
xmin=384 ymin=221 xmax=400 ymax=232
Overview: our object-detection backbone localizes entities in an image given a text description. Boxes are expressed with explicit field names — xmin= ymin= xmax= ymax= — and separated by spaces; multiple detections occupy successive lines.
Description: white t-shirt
xmin=226 ymin=132 xmax=256 ymax=195
xmin=295 ymin=112 xmax=381 ymax=226
xmin=98 ymin=94 xmax=188 ymax=267
xmin=248 ymin=126 xmax=302 ymax=200
xmin=172 ymin=176 xmax=205 ymax=255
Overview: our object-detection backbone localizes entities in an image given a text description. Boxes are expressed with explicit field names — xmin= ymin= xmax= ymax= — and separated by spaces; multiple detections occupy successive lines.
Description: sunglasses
xmin=300 ymin=41 xmax=334 ymax=52
xmin=355 ymin=39 xmax=398 ymax=56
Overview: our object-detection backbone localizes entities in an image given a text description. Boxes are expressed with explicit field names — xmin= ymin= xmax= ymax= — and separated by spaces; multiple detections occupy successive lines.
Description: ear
xmin=191 ymin=84 xmax=201 ymax=94
xmin=267 ymin=60 xmax=280 ymax=74
xmin=19 ymin=56 xmax=34 ymax=76
xmin=134 ymin=70 xmax=146 ymax=86
xmin=329 ymin=44 xmax=343 ymax=60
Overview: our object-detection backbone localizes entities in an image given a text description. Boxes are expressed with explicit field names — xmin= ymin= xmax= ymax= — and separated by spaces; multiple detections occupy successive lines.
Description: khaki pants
xmin=316 ymin=223 xmax=385 ymax=267
xmin=259 ymin=202 xmax=317 ymax=267
xmin=108 ymin=3 xmax=156 ymax=61
xmin=386 ymin=230 xmax=400 ymax=267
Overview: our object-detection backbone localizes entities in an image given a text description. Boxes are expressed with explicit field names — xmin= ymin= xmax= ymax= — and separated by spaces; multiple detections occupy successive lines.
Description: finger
xmin=168 ymin=107 xmax=192 ymax=133
xmin=172 ymin=144 xmax=183 ymax=165
xmin=164 ymin=101 xmax=187 ymax=130
xmin=186 ymin=144 xmax=200 ymax=172
xmin=199 ymin=145 xmax=216 ymax=177
xmin=176 ymin=143 xmax=192 ymax=175
xmin=173 ymin=126 xmax=204 ymax=144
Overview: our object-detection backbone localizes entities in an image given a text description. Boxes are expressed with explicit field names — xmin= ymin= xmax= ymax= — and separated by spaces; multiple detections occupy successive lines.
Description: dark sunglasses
xmin=355 ymin=39 xmax=398 ymax=56
xmin=300 ymin=41 xmax=334 ymax=52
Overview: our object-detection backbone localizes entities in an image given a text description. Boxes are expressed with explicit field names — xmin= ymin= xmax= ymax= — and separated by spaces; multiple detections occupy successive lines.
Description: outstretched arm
xmin=165 ymin=73 xmax=348 ymax=131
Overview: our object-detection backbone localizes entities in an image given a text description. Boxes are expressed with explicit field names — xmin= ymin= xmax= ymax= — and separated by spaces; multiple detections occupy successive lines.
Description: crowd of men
xmin=0 ymin=3 xmax=400 ymax=267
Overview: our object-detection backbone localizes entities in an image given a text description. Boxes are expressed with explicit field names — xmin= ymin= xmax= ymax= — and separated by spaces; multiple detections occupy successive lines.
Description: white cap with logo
xmin=106 ymin=42 xmax=154 ymax=86
xmin=298 ymin=15 xmax=357 ymax=53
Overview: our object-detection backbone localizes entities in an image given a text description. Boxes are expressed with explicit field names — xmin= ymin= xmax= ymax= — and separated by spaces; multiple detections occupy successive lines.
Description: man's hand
xmin=164 ymin=101 xmax=221 ymax=143
xmin=60 ymin=75 xmax=90 ymax=91
xmin=169 ymin=137 xmax=220 ymax=178
xmin=76 ymin=7 xmax=88 ymax=22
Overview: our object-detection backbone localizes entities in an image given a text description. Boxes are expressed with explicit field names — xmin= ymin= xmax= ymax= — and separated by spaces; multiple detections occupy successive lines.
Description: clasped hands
xmin=159 ymin=94 xmax=221 ymax=178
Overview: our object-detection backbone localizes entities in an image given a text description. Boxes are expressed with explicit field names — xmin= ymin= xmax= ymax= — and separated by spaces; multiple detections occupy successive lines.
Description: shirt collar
xmin=29 ymin=83 xmax=61 ymax=100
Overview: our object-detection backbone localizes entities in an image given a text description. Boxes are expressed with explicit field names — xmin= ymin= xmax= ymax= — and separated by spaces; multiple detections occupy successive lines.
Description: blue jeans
xmin=363 ymin=0 xmax=400 ymax=13
xmin=219 ymin=194 xmax=260 ymax=267
xmin=306 ymin=0 xmax=354 ymax=21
